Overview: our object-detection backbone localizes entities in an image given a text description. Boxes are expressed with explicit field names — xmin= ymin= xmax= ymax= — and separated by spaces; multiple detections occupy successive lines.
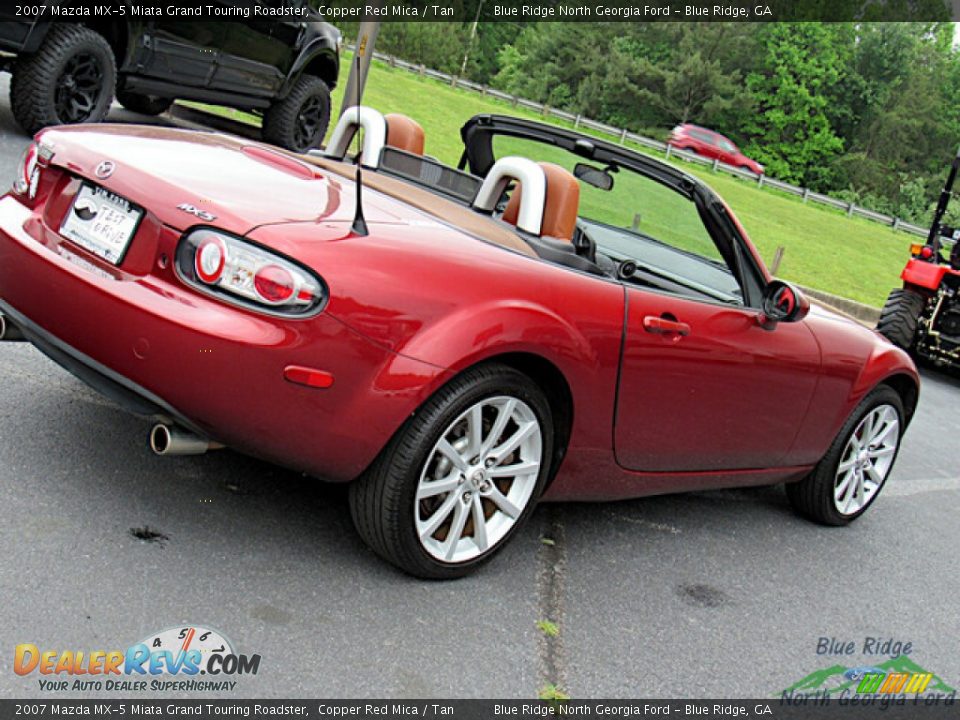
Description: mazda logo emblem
xmin=95 ymin=160 xmax=115 ymax=179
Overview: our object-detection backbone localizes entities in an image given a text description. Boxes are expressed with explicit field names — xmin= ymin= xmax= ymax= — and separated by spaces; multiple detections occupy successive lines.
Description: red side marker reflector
xmin=284 ymin=365 xmax=334 ymax=389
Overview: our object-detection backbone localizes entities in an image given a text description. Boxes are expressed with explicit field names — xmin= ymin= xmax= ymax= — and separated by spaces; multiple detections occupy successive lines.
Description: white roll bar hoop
xmin=472 ymin=156 xmax=546 ymax=236
xmin=324 ymin=105 xmax=387 ymax=169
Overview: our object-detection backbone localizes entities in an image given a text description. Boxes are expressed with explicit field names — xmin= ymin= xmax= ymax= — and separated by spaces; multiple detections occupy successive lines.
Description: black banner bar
xmin=0 ymin=0 xmax=955 ymax=23
xmin=1 ymin=699 xmax=959 ymax=720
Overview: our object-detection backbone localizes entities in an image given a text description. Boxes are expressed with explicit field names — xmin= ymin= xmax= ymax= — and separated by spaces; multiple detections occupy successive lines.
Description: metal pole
xmin=339 ymin=9 xmax=383 ymax=117
xmin=459 ymin=0 xmax=484 ymax=78
xmin=925 ymin=144 xmax=960 ymax=256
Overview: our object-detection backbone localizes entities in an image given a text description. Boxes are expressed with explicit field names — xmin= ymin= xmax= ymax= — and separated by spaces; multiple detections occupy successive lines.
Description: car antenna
xmin=350 ymin=58 xmax=369 ymax=237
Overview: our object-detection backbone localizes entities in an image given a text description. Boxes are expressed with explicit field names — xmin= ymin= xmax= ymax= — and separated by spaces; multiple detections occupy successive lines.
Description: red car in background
xmin=668 ymin=123 xmax=764 ymax=175
xmin=0 ymin=110 xmax=915 ymax=578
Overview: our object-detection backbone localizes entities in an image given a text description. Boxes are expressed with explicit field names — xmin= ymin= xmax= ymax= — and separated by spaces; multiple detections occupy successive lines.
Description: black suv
xmin=0 ymin=5 xmax=340 ymax=152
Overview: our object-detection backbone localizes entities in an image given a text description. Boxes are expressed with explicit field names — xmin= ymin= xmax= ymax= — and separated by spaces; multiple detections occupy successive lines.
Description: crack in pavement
xmin=536 ymin=505 xmax=567 ymax=695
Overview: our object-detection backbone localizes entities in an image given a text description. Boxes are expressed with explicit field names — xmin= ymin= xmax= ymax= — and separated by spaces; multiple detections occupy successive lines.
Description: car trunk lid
xmin=37 ymin=124 xmax=407 ymax=238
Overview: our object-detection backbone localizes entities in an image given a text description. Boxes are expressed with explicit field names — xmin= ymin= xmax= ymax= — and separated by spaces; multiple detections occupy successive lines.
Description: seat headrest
xmin=324 ymin=105 xmax=387 ymax=168
xmin=384 ymin=114 xmax=425 ymax=156
xmin=502 ymin=162 xmax=580 ymax=241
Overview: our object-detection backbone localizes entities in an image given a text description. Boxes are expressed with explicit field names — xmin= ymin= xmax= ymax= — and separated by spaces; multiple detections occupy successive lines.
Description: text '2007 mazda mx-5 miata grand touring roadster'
xmin=0 ymin=108 xmax=918 ymax=577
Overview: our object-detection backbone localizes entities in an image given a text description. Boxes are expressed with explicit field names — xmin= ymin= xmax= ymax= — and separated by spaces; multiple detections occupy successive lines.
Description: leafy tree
xmin=621 ymin=24 xmax=752 ymax=126
xmin=740 ymin=24 xmax=845 ymax=186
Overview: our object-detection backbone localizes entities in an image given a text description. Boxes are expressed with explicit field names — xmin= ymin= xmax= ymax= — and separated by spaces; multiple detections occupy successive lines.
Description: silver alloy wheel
xmin=833 ymin=404 xmax=900 ymax=516
xmin=415 ymin=395 xmax=543 ymax=563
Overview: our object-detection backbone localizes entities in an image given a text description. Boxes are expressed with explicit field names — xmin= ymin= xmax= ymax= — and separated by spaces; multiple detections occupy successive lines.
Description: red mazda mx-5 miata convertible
xmin=0 ymin=107 xmax=918 ymax=577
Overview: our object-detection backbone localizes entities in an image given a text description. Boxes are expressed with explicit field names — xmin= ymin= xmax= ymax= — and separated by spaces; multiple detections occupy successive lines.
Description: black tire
xmin=116 ymin=89 xmax=172 ymax=116
xmin=10 ymin=24 xmax=117 ymax=135
xmin=349 ymin=363 xmax=554 ymax=579
xmin=876 ymin=288 xmax=925 ymax=351
xmin=786 ymin=385 xmax=904 ymax=526
xmin=262 ymin=74 xmax=331 ymax=153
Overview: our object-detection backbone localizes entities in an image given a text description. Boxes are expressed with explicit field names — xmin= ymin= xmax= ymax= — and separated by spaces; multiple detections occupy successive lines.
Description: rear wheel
xmin=349 ymin=364 xmax=553 ymax=579
xmin=116 ymin=89 xmax=172 ymax=116
xmin=262 ymin=74 xmax=331 ymax=153
xmin=787 ymin=386 xmax=904 ymax=525
xmin=10 ymin=25 xmax=116 ymax=135
xmin=876 ymin=288 xmax=925 ymax=351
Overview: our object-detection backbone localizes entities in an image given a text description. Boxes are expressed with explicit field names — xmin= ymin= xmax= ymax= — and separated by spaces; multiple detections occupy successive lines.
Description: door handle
xmin=643 ymin=315 xmax=691 ymax=336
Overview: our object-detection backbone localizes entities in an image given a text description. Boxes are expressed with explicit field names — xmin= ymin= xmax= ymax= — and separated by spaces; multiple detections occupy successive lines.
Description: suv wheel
xmin=876 ymin=288 xmax=925 ymax=351
xmin=116 ymin=90 xmax=172 ymax=117
xmin=262 ymin=74 xmax=331 ymax=153
xmin=10 ymin=25 xmax=117 ymax=135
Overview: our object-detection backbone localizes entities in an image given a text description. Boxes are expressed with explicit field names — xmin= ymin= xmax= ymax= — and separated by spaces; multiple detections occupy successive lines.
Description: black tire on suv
xmin=10 ymin=24 xmax=117 ymax=135
xmin=262 ymin=74 xmax=331 ymax=153
xmin=116 ymin=90 xmax=172 ymax=117
xmin=876 ymin=288 xmax=925 ymax=351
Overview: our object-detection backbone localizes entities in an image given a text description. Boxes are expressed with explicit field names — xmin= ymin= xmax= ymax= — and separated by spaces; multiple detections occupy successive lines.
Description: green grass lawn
xmin=186 ymin=53 xmax=916 ymax=307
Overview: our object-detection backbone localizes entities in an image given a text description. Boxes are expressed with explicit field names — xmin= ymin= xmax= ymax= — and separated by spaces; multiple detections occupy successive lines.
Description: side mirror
xmin=759 ymin=280 xmax=809 ymax=327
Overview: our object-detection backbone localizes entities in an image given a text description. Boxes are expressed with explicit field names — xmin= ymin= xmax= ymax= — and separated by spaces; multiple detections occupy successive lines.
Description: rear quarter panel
xmin=247 ymin=220 xmax=627 ymax=486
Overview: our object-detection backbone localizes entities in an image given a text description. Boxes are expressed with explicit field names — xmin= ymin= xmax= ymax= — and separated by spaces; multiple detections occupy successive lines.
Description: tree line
xmin=341 ymin=21 xmax=960 ymax=225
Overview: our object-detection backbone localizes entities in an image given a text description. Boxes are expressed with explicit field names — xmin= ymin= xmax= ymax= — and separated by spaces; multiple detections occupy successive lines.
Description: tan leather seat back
xmin=384 ymin=114 xmax=425 ymax=156
xmin=501 ymin=162 xmax=580 ymax=241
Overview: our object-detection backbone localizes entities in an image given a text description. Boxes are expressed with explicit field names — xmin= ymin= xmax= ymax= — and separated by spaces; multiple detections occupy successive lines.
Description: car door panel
xmin=212 ymin=11 xmax=290 ymax=96
xmin=615 ymin=290 xmax=821 ymax=472
xmin=138 ymin=23 xmax=222 ymax=87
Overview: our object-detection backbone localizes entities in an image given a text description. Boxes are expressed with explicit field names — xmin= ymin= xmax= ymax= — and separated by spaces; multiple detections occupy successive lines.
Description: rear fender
xmin=286 ymin=42 xmax=338 ymax=92
xmin=391 ymin=299 xmax=599 ymax=376
xmin=901 ymin=258 xmax=951 ymax=290
xmin=366 ymin=299 xmax=615 ymax=463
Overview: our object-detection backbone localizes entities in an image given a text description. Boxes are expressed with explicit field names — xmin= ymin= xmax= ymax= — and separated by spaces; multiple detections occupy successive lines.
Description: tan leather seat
xmin=501 ymin=162 xmax=580 ymax=241
xmin=384 ymin=113 xmax=425 ymax=156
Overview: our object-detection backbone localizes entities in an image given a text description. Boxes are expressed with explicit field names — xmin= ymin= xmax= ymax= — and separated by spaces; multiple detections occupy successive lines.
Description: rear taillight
xmin=13 ymin=141 xmax=53 ymax=200
xmin=195 ymin=234 xmax=227 ymax=284
xmin=253 ymin=265 xmax=296 ymax=304
xmin=177 ymin=229 xmax=326 ymax=316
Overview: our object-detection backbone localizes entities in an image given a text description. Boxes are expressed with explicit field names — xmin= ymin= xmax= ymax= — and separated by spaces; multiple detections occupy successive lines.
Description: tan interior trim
xmin=303 ymin=155 xmax=537 ymax=258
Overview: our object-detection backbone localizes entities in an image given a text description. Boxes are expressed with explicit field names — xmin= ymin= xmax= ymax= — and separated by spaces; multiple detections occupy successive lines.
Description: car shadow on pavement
xmin=5 ymin=344 xmax=808 ymax=585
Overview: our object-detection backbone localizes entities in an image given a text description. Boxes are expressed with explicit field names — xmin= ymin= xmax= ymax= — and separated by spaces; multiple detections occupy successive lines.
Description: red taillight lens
xmin=195 ymin=235 xmax=226 ymax=284
xmin=254 ymin=264 xmax=295 ymax=303
xmin=177 ymin=229 xmax=326 ymax=317
xmin=14 ymin=143 xmax=40 ymax=199
xmin=920 ymin=246 xmax=935 ymax=260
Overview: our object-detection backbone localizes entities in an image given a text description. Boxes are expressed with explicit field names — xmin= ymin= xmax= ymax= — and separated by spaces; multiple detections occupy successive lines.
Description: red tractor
xmin=877 ymin=149 xmax=960 ymax=368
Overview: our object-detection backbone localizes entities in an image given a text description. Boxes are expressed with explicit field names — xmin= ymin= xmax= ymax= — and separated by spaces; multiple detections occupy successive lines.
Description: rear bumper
xmin=0 ymin=196 xmax=445 ymax=481
xmin=0 ymin=298 xmax=202 ymax=430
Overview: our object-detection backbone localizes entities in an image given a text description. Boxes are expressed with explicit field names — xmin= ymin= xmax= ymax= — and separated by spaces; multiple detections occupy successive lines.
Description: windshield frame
xmin=460 ymin=114 xmax=768 ymax=307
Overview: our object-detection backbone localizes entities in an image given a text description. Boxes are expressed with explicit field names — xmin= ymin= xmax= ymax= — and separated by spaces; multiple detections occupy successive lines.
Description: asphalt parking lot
xmin=0 ymin=75 xmax=958 ymax=700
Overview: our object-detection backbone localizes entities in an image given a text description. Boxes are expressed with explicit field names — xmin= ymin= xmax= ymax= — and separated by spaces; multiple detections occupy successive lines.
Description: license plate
xmin=60 ymin=184 xmax=143 ymax=265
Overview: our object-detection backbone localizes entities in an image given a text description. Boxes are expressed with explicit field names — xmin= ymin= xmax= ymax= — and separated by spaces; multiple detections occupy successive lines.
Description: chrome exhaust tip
xmin=149 ymin=423 xmax=219 ymax=456
xmin=0 ymin=313 xmax=25 ymax=341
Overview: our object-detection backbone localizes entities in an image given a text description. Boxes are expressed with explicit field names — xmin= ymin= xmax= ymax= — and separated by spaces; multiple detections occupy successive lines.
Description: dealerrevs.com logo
xmin=15 ymin=625 xmax=261 ymax=693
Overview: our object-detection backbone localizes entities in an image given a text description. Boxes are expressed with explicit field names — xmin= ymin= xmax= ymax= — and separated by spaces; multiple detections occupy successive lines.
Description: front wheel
xmin=349 ymin=364 xmax=554 ymax=579
xmin=787 ymin=386 xmax=904 ymax=525
xmin=262 ymin=74 xmax=331 ymax=153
